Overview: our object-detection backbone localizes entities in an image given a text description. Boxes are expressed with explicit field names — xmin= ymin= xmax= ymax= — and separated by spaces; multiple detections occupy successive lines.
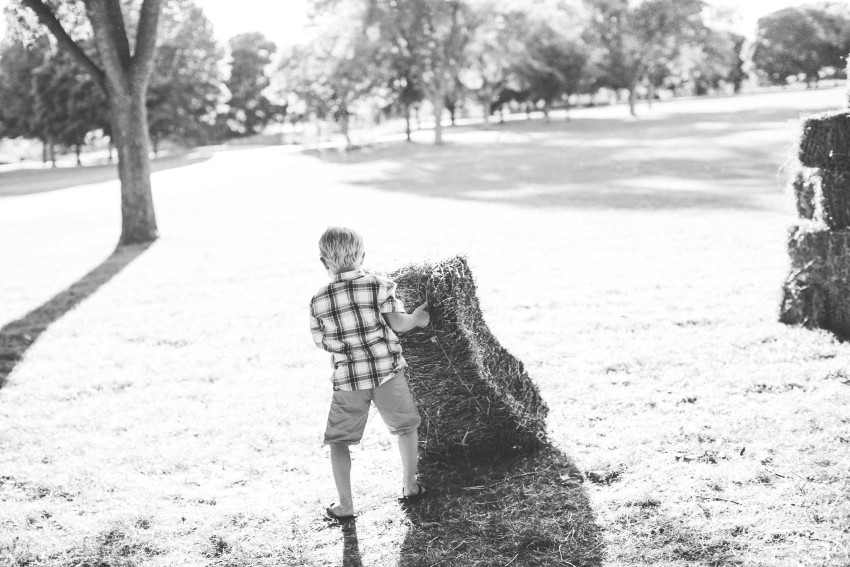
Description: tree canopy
xmin=752 ymin=5 xmax=850 ymax=85
xmin=225 ymin=32 xmax=283 ymax=136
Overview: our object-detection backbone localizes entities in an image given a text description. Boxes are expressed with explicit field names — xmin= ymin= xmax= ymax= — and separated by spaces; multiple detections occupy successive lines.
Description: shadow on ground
xmin=339 ymin=521 xmax=365 ymax=567
xmin=0 ymin=150 xmax=214 ymax=197
xmin=306 ymin=107 xmax=806 ymax=211
xmin=0 ymin=242 xmax=152 ymax=388
xmin=333 ymin=444 xmax=602 ymax=567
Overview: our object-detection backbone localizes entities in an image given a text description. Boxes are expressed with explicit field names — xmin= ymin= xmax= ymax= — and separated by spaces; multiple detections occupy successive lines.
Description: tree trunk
xmin=109 ymin=88 xmax=158 ymax=245
xmin=340 ymin=112 xmax=352 ymax=148
xmin=432 ymin=94 xmax=445 ymax=146
xmin=628 ymin=87 xmax=637 ymax=117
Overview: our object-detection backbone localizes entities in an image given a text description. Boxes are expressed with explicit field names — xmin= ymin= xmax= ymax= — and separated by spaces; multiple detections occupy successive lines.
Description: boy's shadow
xmin=397 ymin=443 xmax=604 ymax=567
xmin=339 ymin=520 xmax=363 ymax=567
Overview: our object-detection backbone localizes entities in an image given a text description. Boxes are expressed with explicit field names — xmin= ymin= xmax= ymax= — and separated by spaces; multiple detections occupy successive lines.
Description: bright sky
xmin=0 ymin=0 xmax=841 ymax=47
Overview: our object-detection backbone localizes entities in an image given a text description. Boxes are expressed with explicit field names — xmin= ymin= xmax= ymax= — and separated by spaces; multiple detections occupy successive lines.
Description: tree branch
xmin=83 ymin=0 xmax=131 ymax=92
xmin=19 ymin=0 xmax=105 ymax=87
xmin=103 ymin=0 xmax=132 ymax=69
xmin=132 ymin=0 xmax=163 ymax=85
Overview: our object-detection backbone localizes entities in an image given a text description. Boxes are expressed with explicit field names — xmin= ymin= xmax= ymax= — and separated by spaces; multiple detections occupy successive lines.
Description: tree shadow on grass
xmin=395 ymin=444 xmax=603 ymax=567
xmin=305 ymin=107 xmax=807 ymax=212
xmin=0 ymin=242 xmax=153 ymax=388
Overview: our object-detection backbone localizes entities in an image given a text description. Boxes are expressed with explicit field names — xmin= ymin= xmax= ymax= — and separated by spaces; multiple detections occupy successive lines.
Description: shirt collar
xmin=332 ymin=269 xmax=365 ymax=283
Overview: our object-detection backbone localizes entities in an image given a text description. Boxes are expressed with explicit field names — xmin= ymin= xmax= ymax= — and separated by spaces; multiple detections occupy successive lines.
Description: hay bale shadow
xmin=398 ymin=443 xmax=603 ymax=567
xmin=0 ymin=242 xmax=153 ymax=388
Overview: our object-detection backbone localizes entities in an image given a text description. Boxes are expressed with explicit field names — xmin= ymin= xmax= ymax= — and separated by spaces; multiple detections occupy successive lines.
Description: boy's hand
xmin=413 ymin=302 xmax=430 ymax=328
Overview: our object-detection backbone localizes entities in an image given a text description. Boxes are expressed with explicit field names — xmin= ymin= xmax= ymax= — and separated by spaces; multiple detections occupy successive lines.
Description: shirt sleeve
xmin=377 ymin=277 xmax=406 ymax=314
xmin=309 ymin=303 xmax=325 ymax=349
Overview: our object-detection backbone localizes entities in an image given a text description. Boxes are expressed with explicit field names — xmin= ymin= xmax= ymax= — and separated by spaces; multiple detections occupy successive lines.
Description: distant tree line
xmin=2 ymin=0 xmax=850 ymax=158
xmin=278 ymin=0 xmax=850 ymax=145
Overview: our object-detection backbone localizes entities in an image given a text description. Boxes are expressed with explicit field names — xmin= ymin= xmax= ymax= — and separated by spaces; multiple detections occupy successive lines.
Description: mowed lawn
xmin=1 ymin=88 xmax=849 ymax=567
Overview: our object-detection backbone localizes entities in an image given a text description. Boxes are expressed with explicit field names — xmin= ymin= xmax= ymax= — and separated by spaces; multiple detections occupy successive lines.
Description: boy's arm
xmin=383 ymin=302 xmax=429 ymax=334
xmin=309 ymin=306 xmax=326 ymax=349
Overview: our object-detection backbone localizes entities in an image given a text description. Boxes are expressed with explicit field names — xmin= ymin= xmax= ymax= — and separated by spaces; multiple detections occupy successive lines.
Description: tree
xmin=225 ymin=32 xmax=280 ymax=136
xmin=458 ymin=7 xmax=523 ymax=125
xmin=804 ymin=3 xmax=850 ymax=74
xmin=585 ymin=0 xmax=706 ymax=116
xmin=0 ymin=37 xmax=47 ymax=143
xmin=146 ymin=0 xmax=224 ymax=152
xmin=348 ymin=0 xmax=425 ymax=141
xmin=368 ymin=0 xmax=480 ymax=144
xmin=32 ymin=46 xmax=107 ymax=165
xmin=752 ymin=6 xmax=850 ymax=85
xmin=382 ymin=49 xmax=425 ymax=141
xmin=648 ymin=28 xmax=744 ymax=97
xmin=11 ymin=0 xmax=163 ymax=244
xmin=0 ymin=35 xmax=107 ymax=165
xmin=688 ymin=30 xmax=744 ymax=95
xmin=279 ymin=1 xmax=385 ymax=147
xmin=752 ymin=8 xmax=825 ymax=85
xmin=514 ymin=17 xmax=588 ymax=121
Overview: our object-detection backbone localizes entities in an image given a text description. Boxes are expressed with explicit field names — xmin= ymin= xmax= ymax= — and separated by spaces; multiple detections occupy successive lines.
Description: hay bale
xmin=823 ymin=230 xmax=850 ymax=337
xmin=780 ymin=224 xmax=828 ymax=327
xmin=780 ymin=224 xmax=850 ymax=336
xmin=798 ymin=111 xmax=850 ymax=169
xmin=785 ymin=223 xmax=828 ymax=274
xmin=388 ymin=256 xmax=548 ymax=461
xmin=791 ymin=166 xmax=818 ymax=220
xmin=817 ymin=168 xmax=850 ymax=229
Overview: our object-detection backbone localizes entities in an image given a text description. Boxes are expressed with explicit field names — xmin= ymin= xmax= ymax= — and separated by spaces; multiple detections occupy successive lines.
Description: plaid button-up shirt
xmin=309 ymin=269 xmax=407 ymax=391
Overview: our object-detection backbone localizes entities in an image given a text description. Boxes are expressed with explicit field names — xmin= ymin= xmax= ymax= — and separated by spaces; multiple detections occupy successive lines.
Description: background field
xmin=1 ymin=89 xmax=849 ymax=566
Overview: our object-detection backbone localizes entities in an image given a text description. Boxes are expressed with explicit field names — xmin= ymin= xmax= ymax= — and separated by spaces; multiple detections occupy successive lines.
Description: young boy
xmin=309 ymin=226 xmax=430 ymax=522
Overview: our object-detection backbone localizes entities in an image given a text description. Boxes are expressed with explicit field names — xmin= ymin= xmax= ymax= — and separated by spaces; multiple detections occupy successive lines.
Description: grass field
xmin=1 ymin=89 xmax=849 ymax=567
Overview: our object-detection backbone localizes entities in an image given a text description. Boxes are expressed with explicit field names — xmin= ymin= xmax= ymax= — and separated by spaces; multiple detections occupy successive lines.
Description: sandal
xmin=324 ymin=503 xmax=356 ymax=523
xmin=398 ymin=483 xmax=427 ymax=503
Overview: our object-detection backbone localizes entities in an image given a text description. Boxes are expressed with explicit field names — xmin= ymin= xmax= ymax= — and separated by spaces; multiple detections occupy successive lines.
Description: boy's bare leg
xmin=329 ymin=444 xmax=354 ymax=516
xmin=397 ymin=430 xmax=420 ymax=496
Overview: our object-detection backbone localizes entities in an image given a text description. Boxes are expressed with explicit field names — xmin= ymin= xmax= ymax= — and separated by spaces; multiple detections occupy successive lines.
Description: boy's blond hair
xmin=319 ymin=226 xmax=364 ymax=270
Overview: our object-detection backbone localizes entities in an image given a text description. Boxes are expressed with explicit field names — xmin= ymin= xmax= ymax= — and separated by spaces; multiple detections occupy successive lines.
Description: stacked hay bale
xmin=389 ymin=256 xmax=548 ymax=461
xmin=781 ymin=110 xmax=850 ymax=337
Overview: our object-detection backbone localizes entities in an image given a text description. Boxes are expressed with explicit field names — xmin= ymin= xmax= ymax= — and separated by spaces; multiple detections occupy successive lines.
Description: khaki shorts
xmin=323 ymin=368 xmax=421 ymax=445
